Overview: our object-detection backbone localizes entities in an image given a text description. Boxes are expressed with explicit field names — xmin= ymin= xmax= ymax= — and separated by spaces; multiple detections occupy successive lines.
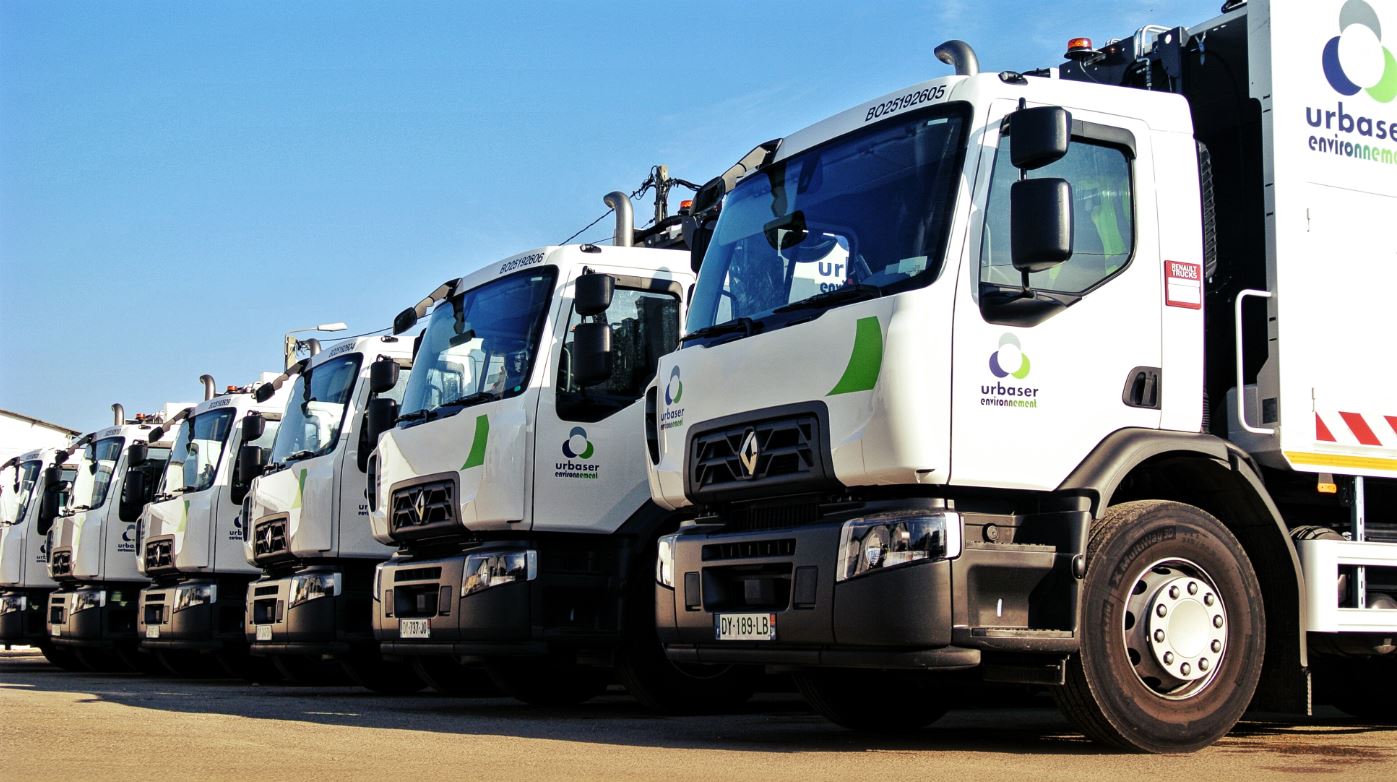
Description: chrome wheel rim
xmin=1121 ymin=557 xmax=1228 ymax=700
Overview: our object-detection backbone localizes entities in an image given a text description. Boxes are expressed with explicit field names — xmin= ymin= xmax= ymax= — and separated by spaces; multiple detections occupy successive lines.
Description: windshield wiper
xmin=773 ymin=283 xmax=883 ymax=314
xmin=680 ymin=317 xmax=758 ymax=343
xmin=438 ymin=391 xmax=499 ymax=409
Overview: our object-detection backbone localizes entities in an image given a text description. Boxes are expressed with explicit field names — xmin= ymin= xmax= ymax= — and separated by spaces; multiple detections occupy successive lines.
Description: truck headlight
xmin=290 ymin=572 xmax=341 ymax=608
xmin=656 ymin=533 xmax=679 ymax=588
xmin=836 ymin=511 xmax=962 ymax=582
xmin=71 ymin=590 xmax=106 ymax=613
xmin=463 ymin=549 xmax=537 ymax=595
xmin=0 ymin=595 xmax=26 ymax=614
xmin=174 ymin=583 xmax=217 ymax=612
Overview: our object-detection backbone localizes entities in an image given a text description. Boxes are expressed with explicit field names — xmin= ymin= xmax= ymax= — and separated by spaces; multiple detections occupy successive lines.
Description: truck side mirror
xmin=574 ymin=273 xmax=615 ymax=317
xmin=1010 ymin=178 xmax=1074 ymax=273
xmin=127 ymin=441 xmax=149 ymax=467
xmin=393 ymin=307 xmax=418 ymax=335
xmin=369 ymin=358 xmax=400 ymax=394
xmin=237 ymin=444 xmax=265 ymax=488
xmin=1009 ymin=105 xmax=1071 ymax=170
xmin=241 ymin=412 xmax=265 ymax=443
xmin=119 ymin=470 xmax=147 ymax=522
xmin=37 ymin=482 xmax=65 ymax=534
xmin=365 ymin=397 xmax=399 ymax=449
xmin=255 ymin=382 xmax=276 ymax=403
xmin=682 ymin=176 xmax=726 ymax=274
xmin=572 ymin=322 xmax=613 ymax=387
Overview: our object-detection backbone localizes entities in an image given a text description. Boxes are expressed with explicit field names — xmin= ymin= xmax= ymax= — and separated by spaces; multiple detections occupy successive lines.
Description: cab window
xmin=557 ymin=286 xmax=680 ymax=422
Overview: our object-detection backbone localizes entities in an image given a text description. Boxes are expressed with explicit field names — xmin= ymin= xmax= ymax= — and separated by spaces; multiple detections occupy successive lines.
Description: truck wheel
xmin=414 ymin=657 xmax=499 ymax=697
xmin=39 ymin=644 xmax=86 ymax=672
xmin=273 ymin=654 xmax=351 ymax=686
xmin=340 ymin=652 xmax=427 ymax=695
xmin=485 ymin=659 xmax=610 ymax=706
xmin=792 ymin=669 xmax=948 ymax=733
xmin=1055 ymin=500 xmax=1265 ymax=753
xmin=615 ymin=636 xmax=758 ymax=713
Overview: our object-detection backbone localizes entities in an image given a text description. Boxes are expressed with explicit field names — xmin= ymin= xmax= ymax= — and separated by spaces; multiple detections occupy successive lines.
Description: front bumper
xmin=0 ymin=588 xmax=52 ymax=645
xmin=658 ymin=503 xmax=1088 ymax=669
xmin=46 ymin=584 xmax=142 ymax=648
xmin=138 ymin=578 xmax=250 ymax=651
xmin=245 ymin=568 xmax=375 ymax=656
xmin=374 ymin=543 xmax=617 ymax=659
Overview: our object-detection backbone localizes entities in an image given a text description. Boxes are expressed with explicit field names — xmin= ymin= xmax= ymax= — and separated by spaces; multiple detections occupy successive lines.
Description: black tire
xmin=39 ymin=644 xmax=87 ymax=672
xmin=1055 ymin=500 xmax=1265 ymax=753
xmin=273 ymin=654 xmax=352 ymax=686
xmin=792 ymin=669 xmax=949 ymax=733
xmin=615 ymin=633 xmax=758 ymax=713
xmin=485 ymin=659 xmax=610 ymax=706
xmin=414 ymin=657 xmax=499 ymax=697
xmin=340 ymin=652 xmax=427 ymax=695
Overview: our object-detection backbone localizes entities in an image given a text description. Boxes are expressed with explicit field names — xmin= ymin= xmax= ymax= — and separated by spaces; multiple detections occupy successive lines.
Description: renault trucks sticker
xmin=981 ymin=334 xmax=1040 ymax=409
xmin=1164 ymin=261 xmax=1204 ymax=309
xmin=660 ymin=367 xmax=685 ymax=431
xmin=556 ymin=427 xmax=599 ymax=479
xmin=1305 ymin=1 xmax=1397 ymax=165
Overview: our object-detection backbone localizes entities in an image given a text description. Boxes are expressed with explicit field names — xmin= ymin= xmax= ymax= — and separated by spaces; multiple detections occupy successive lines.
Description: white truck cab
xmin=367 ymin=199 xmax=753 ymax=709
xmin=136 ymin=375 xmax=287 ymax=676
xmin=0 ymin=446 xmax=77 ymax=661
xmin=240 ymin=335 xmax=421 ymax=690
xmin=651 ymin=0 xmax=1397 ymax=752
xmin=44 ymin=404 xmax=182 ymax=671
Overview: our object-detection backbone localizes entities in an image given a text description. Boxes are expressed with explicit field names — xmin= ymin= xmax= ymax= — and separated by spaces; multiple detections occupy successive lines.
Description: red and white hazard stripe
xmin=1315 ymin=411 xmax=1397 ymax=448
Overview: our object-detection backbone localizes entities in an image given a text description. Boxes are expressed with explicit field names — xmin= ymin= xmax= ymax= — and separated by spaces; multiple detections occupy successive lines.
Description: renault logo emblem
xmin=413 ymin=491 xmax=427 ymax=522
xmin=738 ymin=430 xmax=760 ymax=478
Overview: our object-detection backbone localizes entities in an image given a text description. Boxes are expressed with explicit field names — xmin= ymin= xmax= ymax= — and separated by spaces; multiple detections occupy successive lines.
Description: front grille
xmin=688 ymin=409 xmax=835 ymax=503
xmin=144 ymin=540 xmax=173 ymax=571
xmin=253 ymin=517 xmax=289 ymax=560
xmin=393 ymin=566 xmax=442 ymax=583
xmin=390 ymin=479 xmax=457 ymax=535
xmin=49 ymin=551 xmax=71 ymax=577
xmin=703 ymin=539 xmax=796 ymax=561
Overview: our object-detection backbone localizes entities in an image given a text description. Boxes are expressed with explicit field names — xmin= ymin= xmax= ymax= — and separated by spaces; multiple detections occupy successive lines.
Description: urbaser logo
xmin=1322 ymin=0 xmax=1396 ymax=103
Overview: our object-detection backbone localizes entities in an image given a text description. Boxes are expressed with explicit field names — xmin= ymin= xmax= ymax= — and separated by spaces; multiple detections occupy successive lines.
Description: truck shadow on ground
xmin=3 ymin=652 xmax=1393 ymax=759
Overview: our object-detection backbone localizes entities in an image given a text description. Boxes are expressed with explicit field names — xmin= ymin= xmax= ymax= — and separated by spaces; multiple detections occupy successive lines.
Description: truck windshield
xmin=2 ymin=460 xmax=43 ymax=525
xmin=269 ymin=354 xmax=362 ymax=465
xmin=70 ymin=436 xmax=125 ymax=511
xmin=400 ymin=267 xmax=558 ymax=418
xmin=687 ymin=106 xmax=968 ymax=336
xmin=159 ymin=409 xmax=236 ymax=495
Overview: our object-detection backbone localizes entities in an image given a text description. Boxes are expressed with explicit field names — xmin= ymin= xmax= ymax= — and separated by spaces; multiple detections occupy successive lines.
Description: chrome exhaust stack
xmin=604 ymin=191 xmax=634 ymax=247
xmin=111 ymin=403 xmax=125 ymax=426
xmin=935 ymin=40 xmax=980 ymax=76
xmin=199 ymin=374 xmax=216 ymax=401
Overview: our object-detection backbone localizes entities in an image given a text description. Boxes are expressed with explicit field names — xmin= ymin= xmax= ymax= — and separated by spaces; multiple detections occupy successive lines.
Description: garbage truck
xmin=239 ymin=335 xmax=427 ymax=691
xmin=136 ymin=374 xmax=288 ymax=676
xmin=45 ymin=403 xmax=182 ymax=671
xmin=648 ymin=0 xmax=1397 ymax=752
xmin=366 ymin=188 xmax=757 ymax=709
xmin=0 ymin=446 xmax=77 ymax=664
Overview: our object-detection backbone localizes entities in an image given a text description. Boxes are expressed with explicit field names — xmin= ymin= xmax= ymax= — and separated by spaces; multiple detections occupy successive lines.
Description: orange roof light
xmin=680 ymin=199 xmax=693 ymax=210
xmin=1065 ymin=37 xmax=1099 ymax=61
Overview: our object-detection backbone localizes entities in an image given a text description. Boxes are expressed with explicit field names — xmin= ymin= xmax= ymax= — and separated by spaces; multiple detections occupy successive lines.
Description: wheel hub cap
xmin=1123 ymin=561 xmax=1228 ymax=699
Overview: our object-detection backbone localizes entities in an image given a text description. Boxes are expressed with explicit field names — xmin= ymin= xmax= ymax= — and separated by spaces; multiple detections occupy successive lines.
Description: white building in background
xmin=0 ymin=409 xmax=78 ymax=464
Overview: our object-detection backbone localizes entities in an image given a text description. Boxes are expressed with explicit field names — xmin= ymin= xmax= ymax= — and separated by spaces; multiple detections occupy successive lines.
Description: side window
xmin=557 ymin=287 xmax=680 ymax=422
xmin=980 ymin=135 xmax=1134 ymax=294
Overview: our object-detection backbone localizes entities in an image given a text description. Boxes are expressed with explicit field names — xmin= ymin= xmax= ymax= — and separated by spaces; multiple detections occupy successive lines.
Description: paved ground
xmin=2 ymin=648 xmax=1395 ymax=781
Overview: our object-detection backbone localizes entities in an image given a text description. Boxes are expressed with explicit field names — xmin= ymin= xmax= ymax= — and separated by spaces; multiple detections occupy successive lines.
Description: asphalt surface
xmin=3 ymin=648 xmax=1395 ymax=781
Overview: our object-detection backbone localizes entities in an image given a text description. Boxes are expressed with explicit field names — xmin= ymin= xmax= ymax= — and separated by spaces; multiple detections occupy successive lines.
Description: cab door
xmin=950 ymin=100 xmax=1163 ymax=490
xmin=530 ymin=265 xmax=684 ymax=534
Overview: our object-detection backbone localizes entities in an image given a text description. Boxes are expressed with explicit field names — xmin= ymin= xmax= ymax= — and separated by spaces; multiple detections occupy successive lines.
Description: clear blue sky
xmin=0 ymin=0 xmax=1223 ymax=433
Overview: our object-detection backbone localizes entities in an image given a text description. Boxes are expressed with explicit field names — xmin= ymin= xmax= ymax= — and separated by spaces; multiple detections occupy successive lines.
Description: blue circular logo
xmin=1323 ymin=0 xmax=1397 ymax=103
xmin=664 ymin=366 xmax=683 ymax=406
xmin=561 ymin=426 xmax=595 ymax=460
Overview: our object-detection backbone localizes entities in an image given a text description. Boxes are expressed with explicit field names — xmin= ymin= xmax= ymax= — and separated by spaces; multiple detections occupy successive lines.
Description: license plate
xmin=145 ymin=625 xmax=160 ymax=639
xmin=399 ymin=618 xmax=431 ymax=639
xmin=715 ymin=613 xmax=776 ymax=641
xmin=51 ymin=625 xmax=60 ymax=637
xmin=255 ymin=624 xmax=272 ymax=641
